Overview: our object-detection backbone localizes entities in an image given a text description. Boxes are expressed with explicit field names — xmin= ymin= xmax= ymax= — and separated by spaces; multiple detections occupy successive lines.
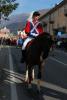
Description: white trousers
xmin=22 ymin=37 xmax=33 ymax=50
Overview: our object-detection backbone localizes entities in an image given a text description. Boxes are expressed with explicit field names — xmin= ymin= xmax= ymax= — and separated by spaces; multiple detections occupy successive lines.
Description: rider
xmin=21 ymin=11 xmax=43 ymax=63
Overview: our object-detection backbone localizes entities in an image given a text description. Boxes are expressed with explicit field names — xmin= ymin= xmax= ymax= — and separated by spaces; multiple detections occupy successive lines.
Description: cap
xmin=33 ymin=11 xmax=40 ymax=17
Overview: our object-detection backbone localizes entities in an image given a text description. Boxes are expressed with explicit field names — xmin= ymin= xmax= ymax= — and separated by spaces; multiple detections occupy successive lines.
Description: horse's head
xmin=35 ymin=32 xmax=53 ymax=59
xmin=36 ymin=32 xmax=53 ymax=47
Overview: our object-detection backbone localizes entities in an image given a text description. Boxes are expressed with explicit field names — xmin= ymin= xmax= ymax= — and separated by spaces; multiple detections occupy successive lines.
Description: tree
xmin=0 ymin=0 xmax=19 ymax=20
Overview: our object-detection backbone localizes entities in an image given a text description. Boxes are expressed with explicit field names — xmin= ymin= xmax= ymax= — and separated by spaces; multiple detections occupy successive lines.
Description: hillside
xmin=6 ymin=13 xmax=29 ymax=34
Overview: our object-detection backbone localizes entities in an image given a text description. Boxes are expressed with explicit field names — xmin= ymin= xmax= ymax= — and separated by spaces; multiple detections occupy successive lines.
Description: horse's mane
xmin=26 ymin=32 xmax=52 ymax=50
xmin=26 ymin=32 xmax=52 ymax=48
xmin=38 ymin=32 xmax=51 ymax=38
xmin=34 ymin=32 xmax=52 ymax=43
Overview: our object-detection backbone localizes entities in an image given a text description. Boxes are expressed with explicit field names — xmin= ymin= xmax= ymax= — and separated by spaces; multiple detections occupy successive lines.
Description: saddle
xmin=26 ymin=39 xmax=34 ymax=49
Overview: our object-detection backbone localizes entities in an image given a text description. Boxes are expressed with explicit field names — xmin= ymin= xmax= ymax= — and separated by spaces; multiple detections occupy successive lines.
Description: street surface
xmin=0 ymin=45 xmax=67 ymax=100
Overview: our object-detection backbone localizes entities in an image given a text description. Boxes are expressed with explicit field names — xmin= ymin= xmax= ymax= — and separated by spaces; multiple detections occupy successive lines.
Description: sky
xmin=11 ymin=0 xmax=63 ymax=15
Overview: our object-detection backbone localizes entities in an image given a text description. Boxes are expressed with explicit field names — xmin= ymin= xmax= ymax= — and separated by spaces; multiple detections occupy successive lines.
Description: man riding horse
xmin=21 ymin=11 xmax=44 ymax=63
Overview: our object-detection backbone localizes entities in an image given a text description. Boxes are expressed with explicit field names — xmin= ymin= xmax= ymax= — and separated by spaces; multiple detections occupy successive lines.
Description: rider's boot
xmin=21 ymin=50 xmax=26 ymax=63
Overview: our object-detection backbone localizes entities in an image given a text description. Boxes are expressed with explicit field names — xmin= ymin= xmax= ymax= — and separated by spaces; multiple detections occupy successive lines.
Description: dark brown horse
xmin=24 ymin=32 xmax=53 ymax=90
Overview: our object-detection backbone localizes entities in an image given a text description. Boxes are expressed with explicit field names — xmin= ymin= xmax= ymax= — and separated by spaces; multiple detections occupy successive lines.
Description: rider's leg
xmin=21 ymin=37 xmax=33 ymax=63
xmin=21 ymin=49 xmax=26 ymax=63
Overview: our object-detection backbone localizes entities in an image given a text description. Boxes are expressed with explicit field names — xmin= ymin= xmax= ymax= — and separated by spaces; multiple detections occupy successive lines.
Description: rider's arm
xmin=25 ymin=21 xmax=30 ymax=36
xmin=37 ymin=23 xmax=43 ymax=35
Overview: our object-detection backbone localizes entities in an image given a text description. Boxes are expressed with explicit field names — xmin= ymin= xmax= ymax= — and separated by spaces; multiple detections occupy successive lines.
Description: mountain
xmin=38 ymin=9 xmax=49 ymax=16
xmin=6 ymin=13 xmax=29 ymax=34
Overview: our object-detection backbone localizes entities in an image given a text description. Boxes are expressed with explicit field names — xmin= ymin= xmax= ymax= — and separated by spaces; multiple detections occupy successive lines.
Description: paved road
xmin=0 ymin=45 xmax=67 ymax=100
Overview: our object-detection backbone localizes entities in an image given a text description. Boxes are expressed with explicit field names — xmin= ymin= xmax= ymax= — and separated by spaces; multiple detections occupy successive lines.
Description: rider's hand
xmin=31 ymin=32 xmax=39 ymax=37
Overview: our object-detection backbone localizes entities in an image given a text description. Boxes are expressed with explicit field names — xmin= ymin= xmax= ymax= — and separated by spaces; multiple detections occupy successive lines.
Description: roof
xmin=39 ymin=0 xmax=67 ymax=20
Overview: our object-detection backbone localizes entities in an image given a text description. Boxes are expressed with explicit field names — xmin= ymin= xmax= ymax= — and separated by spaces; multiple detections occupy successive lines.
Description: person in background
xmin=21 ymin=11 xmax=43 ymax=63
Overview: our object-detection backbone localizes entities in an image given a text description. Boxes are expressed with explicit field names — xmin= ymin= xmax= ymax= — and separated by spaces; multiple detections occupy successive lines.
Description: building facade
xmin=39 ymin=0 xmax=67 ymax=36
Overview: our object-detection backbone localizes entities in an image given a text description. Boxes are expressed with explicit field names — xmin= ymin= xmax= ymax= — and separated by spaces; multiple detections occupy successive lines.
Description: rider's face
xmin=33 ymin=16 xmax=39 ymax=22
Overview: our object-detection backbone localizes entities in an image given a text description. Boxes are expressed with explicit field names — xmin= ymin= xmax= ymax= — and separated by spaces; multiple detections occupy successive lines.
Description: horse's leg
xmin=28 ymin=66 xmax=32 ymax=83
xmin=37 ymin=63 xmax=42 ymax=92
xmin=27 ymin=65 xmax=33 ymax=88
xmin=37 ymin=60 xmax=46 ymax=92
xmin=32 ymin=68 xmax=34 ymax=80
xmin=41 ymin=59 xmax=46 ymax=78
xmin=37 ymin=61 xmax=44 ymax=92
xmin=25 ymin=64 xmax=33 ymax=88
xmin=25 ymin=65 xmax=28 ymax=82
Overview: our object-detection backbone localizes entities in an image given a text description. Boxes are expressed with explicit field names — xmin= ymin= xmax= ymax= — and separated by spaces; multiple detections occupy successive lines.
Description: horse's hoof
xmin=24 ymin=80 xmax=28 ymax=83
xmin=37 ymin=89 xmax=41 ymax=94
xmin=24 ymin=78 xmax=29 ymax=83
xmin=24 ymin=82 xmax=27 ymax=88
xmin=37 ymin=86 xmax=41 ymax=94
xmin=28 ymin=84 xmax=32 ymax=89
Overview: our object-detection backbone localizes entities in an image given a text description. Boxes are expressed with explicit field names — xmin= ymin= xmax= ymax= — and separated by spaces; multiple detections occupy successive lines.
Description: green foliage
xmin=0 ymin=0 xmax=19 ymax=18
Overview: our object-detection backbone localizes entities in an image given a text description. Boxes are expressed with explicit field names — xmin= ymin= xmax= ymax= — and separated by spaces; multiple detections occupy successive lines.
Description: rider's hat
xmin=33 ymin=11 xmax=40 ymax=17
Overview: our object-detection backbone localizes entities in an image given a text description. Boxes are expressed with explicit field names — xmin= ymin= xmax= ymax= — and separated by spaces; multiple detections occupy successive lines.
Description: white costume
xmin=22 ymin=21 xmax=39 ymax=50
